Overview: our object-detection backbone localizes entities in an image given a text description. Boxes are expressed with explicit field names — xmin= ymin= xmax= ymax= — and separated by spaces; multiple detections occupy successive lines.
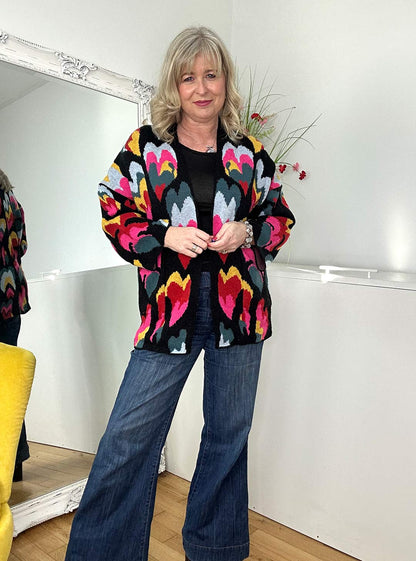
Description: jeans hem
xmin=183 ymin=537 xmax=249 ymax=561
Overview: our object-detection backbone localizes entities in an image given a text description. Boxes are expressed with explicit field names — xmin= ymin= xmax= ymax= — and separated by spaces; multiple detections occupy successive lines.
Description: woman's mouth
xmin=194 ymin=100 xmax=212 ymax=107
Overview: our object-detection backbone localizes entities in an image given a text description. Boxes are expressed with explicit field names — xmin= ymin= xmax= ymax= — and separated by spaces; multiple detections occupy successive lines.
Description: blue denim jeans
xmin=65 ymin=273 xmax=263 ymax=561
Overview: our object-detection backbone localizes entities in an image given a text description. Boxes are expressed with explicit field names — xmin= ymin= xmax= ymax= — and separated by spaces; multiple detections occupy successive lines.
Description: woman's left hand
xmin=207 ymin=221 xmax=247 ymax=254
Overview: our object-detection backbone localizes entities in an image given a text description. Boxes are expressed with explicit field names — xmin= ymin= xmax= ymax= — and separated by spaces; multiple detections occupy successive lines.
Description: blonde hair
xmin=150 ymin=26 xmax=244 ymax=143
xmin=0 ymin=169 xmax=13 ymax=192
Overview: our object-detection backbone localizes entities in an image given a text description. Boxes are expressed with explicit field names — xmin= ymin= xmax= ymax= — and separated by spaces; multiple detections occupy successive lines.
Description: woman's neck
xmin=177 ymin=119 xmax=218 ymax=153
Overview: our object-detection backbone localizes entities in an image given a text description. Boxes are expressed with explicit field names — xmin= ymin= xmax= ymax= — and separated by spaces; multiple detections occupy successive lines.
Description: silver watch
xmin=241 ymin=221 xmax=253 ymax=248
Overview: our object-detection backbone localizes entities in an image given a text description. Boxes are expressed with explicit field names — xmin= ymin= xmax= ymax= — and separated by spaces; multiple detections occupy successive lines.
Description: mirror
xmin=0 ymin=30 xmax=158 ymax=535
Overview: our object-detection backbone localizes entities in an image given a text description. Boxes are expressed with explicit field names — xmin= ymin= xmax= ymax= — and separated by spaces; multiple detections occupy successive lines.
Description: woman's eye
xmin=207 ymin=73 xmax=216 ymax=79
xmin=182 ymin=76 xmax=194 ymax=82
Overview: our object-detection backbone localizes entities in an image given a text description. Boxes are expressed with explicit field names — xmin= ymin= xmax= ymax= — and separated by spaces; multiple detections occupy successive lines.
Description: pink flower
xmin=278 ymin=164 xmax=287 ymax=173
xmin=292 ymin=162 xmax=300 ymax=172
xmin=299 ymin=170 xmax=307 ymax=180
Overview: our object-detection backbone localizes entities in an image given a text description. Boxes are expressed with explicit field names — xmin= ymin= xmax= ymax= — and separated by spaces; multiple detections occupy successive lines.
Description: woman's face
xmin=178 ymin=54 xmax=226 ymax=126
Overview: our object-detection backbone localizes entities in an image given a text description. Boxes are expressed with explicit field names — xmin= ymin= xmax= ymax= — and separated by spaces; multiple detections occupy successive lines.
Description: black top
xmin=178 ymin=143 xmax=216 ymax=270
xmin=178 ymin=143 xmax=216 ymax=233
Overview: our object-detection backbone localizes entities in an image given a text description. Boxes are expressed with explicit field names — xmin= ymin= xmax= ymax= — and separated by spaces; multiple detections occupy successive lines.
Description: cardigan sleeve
xmin=98 ymin=130 xmax=169 ymax=270
xmin=15 ymin=197 xmax=28 ymax=258
xmin=248 ymin=146 xmax=295 ymax=262
xmin=5 ymin=192 xmax=28 ymax=260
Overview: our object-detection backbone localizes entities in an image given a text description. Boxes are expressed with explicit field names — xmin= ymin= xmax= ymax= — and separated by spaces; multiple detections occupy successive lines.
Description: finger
xmin=208 ymin=237 xmax=230 ymax=251
xmin=183 ymin=247 xmax=199 ymax=258
xmin=213 ymin=230 xmax=226 ymax=241
xmin=208 ymin=235 xmax=226 ymax=247
xmin=198 ymin=230 xmax=212 ymax=241
xmin=194 ymin=237 xmax=208 ymax=250
xmin=191 ymin=242 xmax=203 ymax=254
xmin=215 ymin=222 xmax=234 ymax=237
xmin=191 ymin=227 xmax=210 ymax=239
xmin=197 ymin=235 xmax=212 ymax=248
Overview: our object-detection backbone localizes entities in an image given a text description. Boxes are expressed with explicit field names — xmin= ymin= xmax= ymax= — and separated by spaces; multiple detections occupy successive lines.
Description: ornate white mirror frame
xmin=0 ymin=29 xmax=164 ymax=536
xmin=0 ymin=29 xmax=154 ymax=124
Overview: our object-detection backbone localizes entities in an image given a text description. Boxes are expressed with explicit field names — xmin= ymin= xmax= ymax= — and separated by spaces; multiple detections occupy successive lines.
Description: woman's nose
xmin=195 ymin=78 xmax=208 ymax=94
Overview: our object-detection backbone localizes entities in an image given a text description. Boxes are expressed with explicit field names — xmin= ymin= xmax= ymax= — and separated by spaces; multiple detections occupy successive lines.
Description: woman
xmin=0 ymin=168 xmax=31 ymax=481
xmin=65 ymin=26 xmax=295 ymax=561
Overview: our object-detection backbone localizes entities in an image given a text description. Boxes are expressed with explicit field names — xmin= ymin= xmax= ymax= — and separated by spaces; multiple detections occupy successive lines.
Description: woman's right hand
xmin=164 ymin=226 xmax=211 ymax=258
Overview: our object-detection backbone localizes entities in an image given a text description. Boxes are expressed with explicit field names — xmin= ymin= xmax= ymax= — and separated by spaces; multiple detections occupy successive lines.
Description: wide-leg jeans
xmin=65 ymin=273 xmax=263 ymax=561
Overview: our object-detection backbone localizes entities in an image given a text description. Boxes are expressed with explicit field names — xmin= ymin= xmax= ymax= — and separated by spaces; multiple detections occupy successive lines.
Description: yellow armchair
xmin=0 ymin=342 xmax=35 ymax=561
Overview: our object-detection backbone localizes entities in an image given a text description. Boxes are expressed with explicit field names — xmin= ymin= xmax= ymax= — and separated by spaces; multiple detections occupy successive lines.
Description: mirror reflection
xmin=0 ymin=59 xmax=139 ymax=516
xmin=0 ymin=60 xmax=137 ymax=278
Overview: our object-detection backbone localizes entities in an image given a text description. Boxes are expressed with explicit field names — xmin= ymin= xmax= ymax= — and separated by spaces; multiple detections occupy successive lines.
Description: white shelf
xmin=268 ymin=262 xmax=416 ymax=291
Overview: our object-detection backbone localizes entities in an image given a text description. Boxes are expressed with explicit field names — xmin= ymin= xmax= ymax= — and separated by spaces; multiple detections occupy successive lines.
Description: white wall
xmin=1 ymin=0 xmax=233 ymax=84
xmin=231 ymin=0 xmax=416 ymax=274
xmin=0 ymin=77 xmax=135 ymax=277
xmin=20 ymin=266 xmax=139 ymax=452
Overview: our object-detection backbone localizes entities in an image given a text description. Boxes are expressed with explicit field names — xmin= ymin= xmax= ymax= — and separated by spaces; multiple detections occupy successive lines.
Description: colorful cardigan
xmin=98 ymin=125 xmax=295 ymax=354
xmin=0 ymin=189 xmax=30 ymax=321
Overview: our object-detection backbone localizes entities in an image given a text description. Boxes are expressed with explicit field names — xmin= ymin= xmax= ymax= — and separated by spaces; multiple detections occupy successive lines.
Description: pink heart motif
xmin=144 ymin=143 xmax=178 ymax=202
xmin=222 ymin=143 xmax=254 ymax=195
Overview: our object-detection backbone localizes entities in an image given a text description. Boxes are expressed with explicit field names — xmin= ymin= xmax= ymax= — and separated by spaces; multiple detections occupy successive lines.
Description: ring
xmin=191 ymin=243 xmax=198 ymax=253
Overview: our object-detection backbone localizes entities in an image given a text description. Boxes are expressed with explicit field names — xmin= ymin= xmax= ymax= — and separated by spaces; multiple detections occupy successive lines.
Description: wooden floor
xmin=10 ymin=442 xmax=95 ymax=507
xmin=9 ymin=445 xmax=360 ymax=561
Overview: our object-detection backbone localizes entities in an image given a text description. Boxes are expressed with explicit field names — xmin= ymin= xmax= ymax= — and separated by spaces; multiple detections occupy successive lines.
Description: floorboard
xmin=10 ymin=459 xmax=360 ymax=561
xmin=9 ymin=442 xmax=94 ymax=508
